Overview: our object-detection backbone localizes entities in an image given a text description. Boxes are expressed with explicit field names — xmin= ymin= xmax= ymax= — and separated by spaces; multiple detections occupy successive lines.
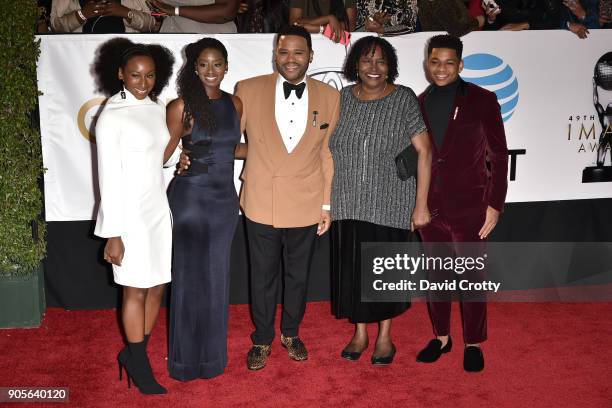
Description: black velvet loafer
xmin=371 ymin=344 xmax=396 ymax=365
xmin=416 ymin=336 xmax=452 ymax=363
xmin=463 ymin=346 xmax=484 ymax=372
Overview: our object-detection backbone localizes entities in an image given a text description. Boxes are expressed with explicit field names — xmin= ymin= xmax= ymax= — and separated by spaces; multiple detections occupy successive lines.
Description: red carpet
xmin=1 ymin=302 xmax=611 ymax=407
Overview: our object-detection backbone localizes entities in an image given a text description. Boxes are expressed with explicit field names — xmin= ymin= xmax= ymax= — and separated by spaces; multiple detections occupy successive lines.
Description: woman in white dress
xmin=93 ymin=38 xmax=175 ymax=395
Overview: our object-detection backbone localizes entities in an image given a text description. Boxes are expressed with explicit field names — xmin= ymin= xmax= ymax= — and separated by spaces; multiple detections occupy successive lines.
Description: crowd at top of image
xmin=37 ymin=0 xmax=612 ymax=40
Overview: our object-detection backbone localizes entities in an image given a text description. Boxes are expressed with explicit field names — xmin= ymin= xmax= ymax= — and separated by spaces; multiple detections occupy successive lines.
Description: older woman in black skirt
xmin=329 ymin=36 xmax=432 ymax=364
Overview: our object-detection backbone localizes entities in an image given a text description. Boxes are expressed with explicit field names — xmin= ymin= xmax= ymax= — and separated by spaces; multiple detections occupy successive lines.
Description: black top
xmin=79 ymin=0 xmax=125 ymax=33
xmin=180 ymin=92 xmax=240 ymax=176
xmin=424 ymin=79 xmax=460 ymax=150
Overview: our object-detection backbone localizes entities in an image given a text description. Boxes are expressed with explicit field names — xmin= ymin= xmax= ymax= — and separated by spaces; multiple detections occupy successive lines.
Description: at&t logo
xmin=461 ymin=53 xmax=519 ymax=122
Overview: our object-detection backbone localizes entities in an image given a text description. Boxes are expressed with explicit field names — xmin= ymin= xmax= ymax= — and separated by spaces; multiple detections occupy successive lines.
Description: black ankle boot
xmin=123 ymin=340 xmax=167 ymax=395
xmin=118 ymin=334 xmax=150 ymax=377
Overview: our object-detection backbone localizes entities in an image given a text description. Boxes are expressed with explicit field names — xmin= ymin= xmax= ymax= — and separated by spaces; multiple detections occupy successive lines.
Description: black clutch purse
xmin=394 ymin=144 xmax=418 ymax=181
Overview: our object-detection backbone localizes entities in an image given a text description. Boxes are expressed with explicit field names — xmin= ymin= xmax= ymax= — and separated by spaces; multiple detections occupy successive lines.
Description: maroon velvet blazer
xmin=418 ymin=80 xmax=509 ymax=215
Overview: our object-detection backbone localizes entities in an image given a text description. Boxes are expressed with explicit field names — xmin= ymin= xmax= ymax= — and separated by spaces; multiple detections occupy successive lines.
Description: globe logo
xmin=461 ymin=53 xmax=519 ymax=122
xmin=308 ymin=68 xmax=350 ymax=91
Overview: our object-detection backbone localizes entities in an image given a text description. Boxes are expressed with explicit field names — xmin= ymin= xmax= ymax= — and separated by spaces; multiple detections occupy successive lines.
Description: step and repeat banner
xmin=37 ymin=31 xmax=612 ymax=222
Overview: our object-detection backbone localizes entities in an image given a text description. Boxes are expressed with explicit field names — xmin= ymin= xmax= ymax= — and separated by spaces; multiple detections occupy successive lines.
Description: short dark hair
xmin=343 ymin=36 xmax=399 ymax=84
xmin=427 ymin=34 xmax=463 ymax=60
xmin=93 ymin=37 xmax=174 ymax=102
xmin=275 ymin=24 xmax=312 ymax=50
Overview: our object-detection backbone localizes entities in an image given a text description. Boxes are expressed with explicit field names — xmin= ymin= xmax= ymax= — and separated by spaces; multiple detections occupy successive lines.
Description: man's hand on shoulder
xmin=178 ymin=150 xmax=190 ymax=175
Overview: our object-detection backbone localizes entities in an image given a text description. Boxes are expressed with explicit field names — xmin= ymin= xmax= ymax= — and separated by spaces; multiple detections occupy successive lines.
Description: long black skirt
xmin=331 ymin=219 xmax=415 ymax=323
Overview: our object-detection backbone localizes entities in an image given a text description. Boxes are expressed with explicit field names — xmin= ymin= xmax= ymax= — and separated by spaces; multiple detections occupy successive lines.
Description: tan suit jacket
xmin=236 ymin=73 xmax=340 ymax=228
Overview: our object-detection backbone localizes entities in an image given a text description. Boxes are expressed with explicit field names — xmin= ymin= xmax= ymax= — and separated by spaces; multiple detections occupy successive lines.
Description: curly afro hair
xmin=176 ymin=37 xmax=228 ymax=132
xmin=92 ymin=37 xmax=175 ymax=102
xmin=343 ymin=36 xmax=399 ymax=84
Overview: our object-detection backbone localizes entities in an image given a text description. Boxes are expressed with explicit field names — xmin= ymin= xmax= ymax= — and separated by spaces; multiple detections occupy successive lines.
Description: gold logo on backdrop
xmin=76 ymin=97 xmax=172 ymax=143
xmin=77 ymin=97 xmax=106 ymax=143
xmin=565 ymin=115 xmax=609 ymax=153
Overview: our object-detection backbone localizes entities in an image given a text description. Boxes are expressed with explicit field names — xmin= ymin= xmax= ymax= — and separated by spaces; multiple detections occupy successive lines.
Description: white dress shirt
xmin=273 ymin=75 xmax=330 ymax=212
xmin=275 ymin=75 xmax=308 ymax=154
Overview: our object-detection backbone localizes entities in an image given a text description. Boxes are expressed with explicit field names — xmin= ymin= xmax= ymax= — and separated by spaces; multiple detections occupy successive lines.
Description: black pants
xmin=245 ymin=217 xmax=318 ymax=345
xmin=420 ymin=209 xmax=488 ymax=344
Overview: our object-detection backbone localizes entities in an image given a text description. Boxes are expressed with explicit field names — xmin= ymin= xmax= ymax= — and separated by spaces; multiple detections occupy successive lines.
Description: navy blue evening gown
xmin=167 ymin=92 xmax=240 ymax=380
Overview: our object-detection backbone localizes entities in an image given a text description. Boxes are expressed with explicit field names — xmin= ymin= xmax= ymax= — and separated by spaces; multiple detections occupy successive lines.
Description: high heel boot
xmin=118 ymin=334 xmax=150 ymax=386
xmin=122 ymin=340 xmax=167 ymax=394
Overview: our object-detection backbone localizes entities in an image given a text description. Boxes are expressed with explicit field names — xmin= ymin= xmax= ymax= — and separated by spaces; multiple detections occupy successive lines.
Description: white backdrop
xmin=37 ymin=31 xmax=612 ymax=222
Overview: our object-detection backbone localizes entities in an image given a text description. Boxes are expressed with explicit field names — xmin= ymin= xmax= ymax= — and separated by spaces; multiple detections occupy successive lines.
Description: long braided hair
xmin=176 ymin=38 xmax=228 ymax=131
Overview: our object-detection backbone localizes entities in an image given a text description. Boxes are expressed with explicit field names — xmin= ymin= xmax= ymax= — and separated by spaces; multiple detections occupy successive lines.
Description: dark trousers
xmin=245 ymin=217 xmax=317 ymax=345
xmin=419 ymin=209 xmax=488 ymax=344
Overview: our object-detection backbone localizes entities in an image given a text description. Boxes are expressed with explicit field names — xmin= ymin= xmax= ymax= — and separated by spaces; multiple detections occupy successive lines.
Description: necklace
xmin=357 ymin=82 xmax=388 ymax=100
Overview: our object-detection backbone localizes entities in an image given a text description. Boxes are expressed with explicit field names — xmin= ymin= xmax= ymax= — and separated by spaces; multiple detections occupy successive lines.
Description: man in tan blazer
xmin=235 ymin=25 xmax=340 ymax=370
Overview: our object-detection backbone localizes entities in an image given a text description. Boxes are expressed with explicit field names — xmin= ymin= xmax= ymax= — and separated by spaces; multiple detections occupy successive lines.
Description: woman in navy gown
xmin=163 ymin=38 xmax=246 ymax=380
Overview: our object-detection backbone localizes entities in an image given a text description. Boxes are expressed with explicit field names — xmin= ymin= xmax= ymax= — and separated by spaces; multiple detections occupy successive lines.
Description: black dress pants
xmin=245 ymin=217 xmax=318 ymax=345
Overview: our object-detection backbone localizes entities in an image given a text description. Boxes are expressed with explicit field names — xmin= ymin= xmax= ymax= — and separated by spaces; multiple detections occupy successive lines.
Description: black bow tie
xmin=283 ymin=81 xmax=306 ymax=99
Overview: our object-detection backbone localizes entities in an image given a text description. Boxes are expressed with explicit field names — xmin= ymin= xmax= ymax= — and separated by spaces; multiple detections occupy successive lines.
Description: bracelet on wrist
xmin=76 ymin=9 xmax=86 ymax=23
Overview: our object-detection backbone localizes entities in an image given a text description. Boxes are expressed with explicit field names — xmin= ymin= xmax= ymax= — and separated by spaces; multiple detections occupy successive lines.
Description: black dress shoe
xmin=463 ymin=346 xmax=484 ymax=372
xmin=247 ymin=345 xmax=271 ymax=370
xmin=280 ymin=335 xmax=308 ymax=361
xmin=371 ymin=344 xmax=396 ymax=365
xmin=341 ymin=349 xmax=364 ymax=361
xmin=416 ymin=336 xmax=452 ymax=363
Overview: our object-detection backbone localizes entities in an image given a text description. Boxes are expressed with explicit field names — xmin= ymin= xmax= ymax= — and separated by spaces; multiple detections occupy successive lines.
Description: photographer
xmin=355 ymin=0 xmax=419 ymax=36
xmin=289 ymin=0 xmax=357 ymax=42
xmin=235 ymin=0 xmax=290 ymax=33
xmin=602 ymin=0 xmax=612 ymax=27
xmin=561 ymin=0 xmax=610 ymax=38
xmin=483 ymin=0 xmax=563 ymax=32
xmin=418 ymin=0 xmax=488 ymax=37
xmin=50 ymin=0 xmax=158 ymax=33
xmin=148 ymin=0 xmax=239 ymax=33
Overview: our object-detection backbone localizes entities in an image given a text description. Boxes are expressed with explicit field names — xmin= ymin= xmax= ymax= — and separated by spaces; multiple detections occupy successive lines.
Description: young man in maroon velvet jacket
xmin=415 ymin=35 xmax=508 ymax=372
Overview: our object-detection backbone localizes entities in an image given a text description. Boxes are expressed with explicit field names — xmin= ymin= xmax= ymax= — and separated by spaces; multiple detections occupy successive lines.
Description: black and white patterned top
xmin=355 ymin=0 xmax=418 ymax=36
xmin=329 ymin=85 xmax=426 ymax=230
